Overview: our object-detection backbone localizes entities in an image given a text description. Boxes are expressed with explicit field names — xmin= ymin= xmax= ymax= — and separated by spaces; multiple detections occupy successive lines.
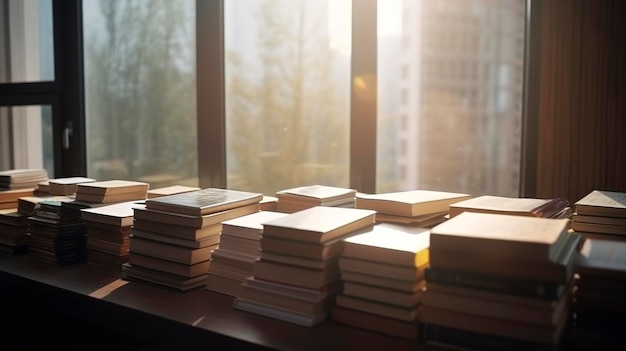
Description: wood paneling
xmin=536 ymin=0 xmax=626 ymax=205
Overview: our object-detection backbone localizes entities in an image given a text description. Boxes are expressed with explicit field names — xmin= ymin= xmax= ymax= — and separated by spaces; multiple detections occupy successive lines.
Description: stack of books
xmin=146 ymin=185 xmax=200 ymax=199
xmin=355 ymin=190 xmax=471 ymax=227
xmin=449 ymin=195 xmax=571 ymax=219
xmin=331 ymin=223 xmax=430 ymax=340
xmin=275 ymin=185 xmax=356 ymax=213
xmin=570 ymin=238 xmax=626 ymax=348
xmin=571 ymin=190 xmax=626 ymax=242
xmin=205 ymin=210 xmax=288 ymax=296
xmin=0 ymin=208 xmax=30 ymax=254
xmin=233 ymin=206 xmax=376 ymax=326
xmin=27 ymin=198 xmax=90 ymax=265
xmin=34 ymin=180 xmax=50 ymax=196
xmin=0 ymin=168 xmax=48 ymax=190
xmin=48 ymin=177 xmax=97 ymax=196
xmin=123 ymin=188 xmax=263 ymax=291
xmin=0 ymin=188 xmax=36 ymax=210
xmin=81 ymin=201 xmax=142 ymax=271
xmin=421 ymin=212 xmax=580 ymax=350
xmin=75 ymin=180 xmax=150 ymax=204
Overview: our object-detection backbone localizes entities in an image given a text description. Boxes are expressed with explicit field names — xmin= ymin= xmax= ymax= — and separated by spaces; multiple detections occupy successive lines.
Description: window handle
xmin=63 ymin=122 xmax=73 ymax=149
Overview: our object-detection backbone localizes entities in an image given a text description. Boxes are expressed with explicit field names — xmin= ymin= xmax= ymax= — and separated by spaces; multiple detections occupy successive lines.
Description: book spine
xmin=422 ymin=323 xmax=561 ymax=351
xmin=424 ymin=267 xmax=564 ymax=300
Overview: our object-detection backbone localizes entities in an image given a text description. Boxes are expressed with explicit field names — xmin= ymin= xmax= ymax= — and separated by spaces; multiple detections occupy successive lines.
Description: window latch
xmin=63 ymin=121 xmax=73 ymax=149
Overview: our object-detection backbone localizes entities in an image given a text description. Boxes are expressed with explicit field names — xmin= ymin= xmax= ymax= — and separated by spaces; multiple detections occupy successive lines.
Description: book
xmin=238 ymin=284 xmax=334 ymax=315
xmin=133 ymin=203 xmax=259 ymax=229
xmin=75 ymin=191 xmax=148 ymax=204
xmin=259 ymin=236 xmax=344 ymax=260
xmin=339 ymin=256 xmax=427 ymax=282
xmin=221 ymin=210 xmax=288 ymax=239
xmin=253 ymin=259 xmax=340 ymax=290
xmin=145 ymin=188 xmax=263 ymax=216
xmin=422 ymin=323 xmax=565 ymax=351
xmin=121 ymin=262 xmax=208 ymax=291
xmin=0 ymin=168 xmax=48 ymax=189
xmin=355 ymin=190 xmax=471 ymax=217
xmin=232 ymin=297 xmax=328 ymax=327
xmin=276 ymin=185 xmax=356 ymax=205
xmin=205 ymin=272 xmax=246 ymax=297
xmin=429 ymin=212 xmax=570 ymax=263
xmin=80 ymin=201 xmax=142 ymax=227
xmin=132 ymin=218 xmax=222 ymax=241
xmin=421 ymin=287 xmax=570 ymax=326
xmin=130 ymin=230 xmax=220 ymax=249
xmin=424 ymin=267 xmax=568 ymax=300
xmin=428 ymin=232 xmax=582 ymax=283
xmin=217 ymin=235 xmax=261 ymax=256
xmin=574 ymin=238 xmax=626 ymax=279
xmin=342 ymin=223 xmax=430 ymax=268
xmin=330 ymin=305 xmax=419 ymax=340
xmin=342 ymin=280 xmax=425 ymax=308
xmin=418 ymin=306 xmax=569 ymax=344
xmin=260 ymin=206 xmax=376 ymax=244
xmin=340 ymin=270 xmax=424 ymax=293
xmin=448 ymin=195 xmax=570 ymax=218
xmin=571 ymin=221 xmax=626 ymax=235
xmin=572 ymin=213 xmax=626 ymax=227
xmin=48 ymin=177 xmax=96 ymax=195
xmin=0 ymin=188 xmax=35 ymax=204
xmin=242 ymin=276 xmax=340 ymax=301
xmin=85 ymin=226 xmax=131 ymax=244
xmin=260 ymin=251 xmax=338 ymax=270
xmin=147 ymin=185 xmax=201 ymax=198
xmin=129 ymin=236 xmax=218 ymax=265
xmin=373 ymin=211 xmax=447 ymax=227
xmin=574 ymin=190 xmax=626 ymax=218
xmin=129 ymin=253 xmax=211 ymax=278
xmin=76 ymin=180 xmax=150 ymax=196
xmin=259 ymin=195 xmax=278 ymax=211
xmin=334 ymin=294 xmax=418 ymax=321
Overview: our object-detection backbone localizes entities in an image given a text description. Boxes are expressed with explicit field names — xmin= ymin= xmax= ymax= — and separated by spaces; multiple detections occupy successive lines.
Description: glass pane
xmin=83 ymin=0 xmax=198 ymax=188
xmin=376 ymin=0 xmax=525 ymax=196
xmin=225 ymin=0 xmax=352 ymax=195
xmin=0 ymin=105 xmax=54 ymax=178
xmin=0 ymin=0 xmax=54 ymax=83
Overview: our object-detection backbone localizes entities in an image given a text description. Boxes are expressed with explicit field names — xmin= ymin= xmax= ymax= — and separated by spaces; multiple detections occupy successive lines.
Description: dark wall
xmin=536 ymin=0 xmax=626 ymax=205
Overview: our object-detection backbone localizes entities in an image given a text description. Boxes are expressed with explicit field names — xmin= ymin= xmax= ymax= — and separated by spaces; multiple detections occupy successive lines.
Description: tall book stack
xmin=48 ymin=176 xmax=97 ymax=196
xmin=355 ymin=190 xmax=470 ymax=227
xmin=570 ymin=238 xmax=626 ymax=348
xmin=331 ymin=223 xmax=430 ymax=340
xmin=205 ymin=210 xmax=288 ymax=296
xmin=123 ymin=188 xmax=263 ymax=291
xmin=81 ymin=201 xmax=143 ymax=271
xmin=233 ymin=206 xmax=376 ymax=326
xmin=449 ymin=195 xmax=571 ymax=219
xmin=275 ymin=185 xmax=356 ymax=213
xmin=27 ymin=198 xmax=90 ymax=265
xmin=421 ymin=212 xmax=580 ymax=351
xmin=571 ymin=190 xmax=626 ymax=242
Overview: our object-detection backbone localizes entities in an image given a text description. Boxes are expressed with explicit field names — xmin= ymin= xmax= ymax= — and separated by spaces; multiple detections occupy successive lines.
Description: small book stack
xmin=75 ymin=180 xmax=150 ymax=204
xmin=123 ymin=188 xmax=263 ymax=292
xmin=570 ymin=238 xmax=626 ymax=348
xmin=205 ymin=210 xmax=288 ymax=296
xmin=34 ymin=180 xmax=50 ymax=196
xmin=233 ymin=206 xmax=376 ymax=327
xmin=0 ymin=188 xmax=36 ymax=210
xmin=27 ymin=198 xmax=90 ymax=265
xmin=0 ymin=208 xmax=30 ymax=254
xmin=449 ymin=195 xmax=571 ymax=219
xmin=571 ymin=190 xmax=626 ymax=242
xmin=332 ymin=223 xmax=430 ymax=340
xmin=275 ymin=185 xmax=356 ymax=213
xmin=146 ymin=185 xmax=200 ymax=199
xmin=421 ymin=212 xmax=580 ymax=351
xmin=260 ymin=195 xmax=278 ymax=211
xmin=81 ymin=201 xmax=143 ymax=271
xmin=48 ymin=177 xmax=97 ymax=196
xmin=355 ymin=190 xmax=471 ymax=227
xmin=0 ymin=168 xmax=48 ymax=191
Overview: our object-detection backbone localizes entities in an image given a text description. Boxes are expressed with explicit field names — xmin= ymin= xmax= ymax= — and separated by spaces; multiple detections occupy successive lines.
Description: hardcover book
xmin=330 ymin=305 xmax=419 ymax=340
xmin=448 ymin=195 xmax=569 ymax=218
xmin=145 ymin=188 xmax=263 ymax=216
xmin=133 ymin=202 xmax=259 ymax=229
xmin=48 ymin=177 xmax=96 ymax=196
xmin=355 ymin=190 xmax=471 ymax=217
xmin=147 ymin=185 xmax=201 ymax=198
xmin=574 ymin=190 xmax=626 ymax=218
xmin=76 ymin=180 xmax=149 ymax=195
xmin=260 ymin=206 xmax=376 ymax=244
xmin=429 ymin=212 xmax=570 ymax=263
xmin=342 ymin=223 xmax=430 ymax=268
xmin=276 ymin=184 xmax=356 ymax=205
xmin=335 ymin=294 xmax=418 ymax=322
xmin=259 ymin=235 xmax=345 ymax=260
xmin=80 ymin=201 xmax=142 ymax=227
xmin=574 ymin=238 xmax=626 ymax=279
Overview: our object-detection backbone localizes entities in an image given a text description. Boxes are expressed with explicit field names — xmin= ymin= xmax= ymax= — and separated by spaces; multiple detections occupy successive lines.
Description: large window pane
xmin=225 ymin=0 xmax=351 ymax=195
xmin=0 ymin=105 xmax=54 ymax=177
xmin=0 ymin=0 xmax=54 ymax=83
xmin=377 ymin=0 xmax=525 ymax=197
xmin=83 ymin=0 xmax=198 ymax=188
